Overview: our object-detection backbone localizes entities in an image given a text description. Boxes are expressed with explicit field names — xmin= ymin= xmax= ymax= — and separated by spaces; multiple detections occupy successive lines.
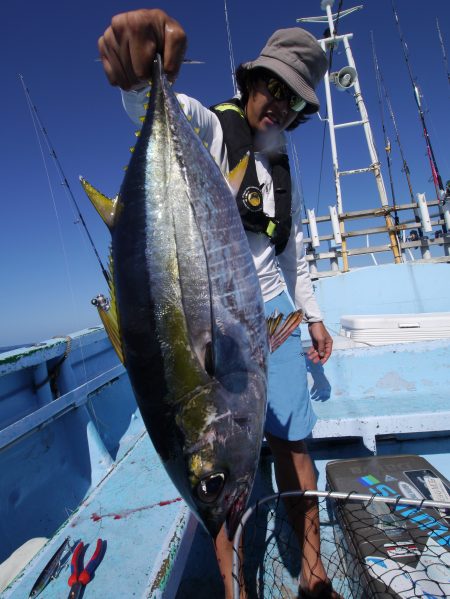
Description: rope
xmin=33 ymin=336 xmax=72 ymax=398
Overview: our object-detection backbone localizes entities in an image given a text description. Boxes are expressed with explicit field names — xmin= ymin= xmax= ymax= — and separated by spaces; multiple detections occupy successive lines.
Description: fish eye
xmin=196 ymin=472 xmax=226 ymax=503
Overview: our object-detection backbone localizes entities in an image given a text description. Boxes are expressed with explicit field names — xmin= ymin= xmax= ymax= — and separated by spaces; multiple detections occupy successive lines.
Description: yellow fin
xmin=80 ymin=177 xmax=117 ymax=230
xmin=227 ymin=153 xmax=249 ymax=198
xmin=92 ymin=253 xmax=124 ymax=363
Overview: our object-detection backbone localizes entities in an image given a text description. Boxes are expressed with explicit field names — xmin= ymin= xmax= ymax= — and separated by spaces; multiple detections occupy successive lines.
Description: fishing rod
xmin=371 ymin=33 xmax=424 ymax=242
xmin=371 ymin=33 xmax=399 ymax=227
xmin=19 ymin=75 xmax=111 ymax=285
xmin=391 ymin=1 xmax=445 ymax=210
xmin=436 ymin=17 xmax=450 ymax=90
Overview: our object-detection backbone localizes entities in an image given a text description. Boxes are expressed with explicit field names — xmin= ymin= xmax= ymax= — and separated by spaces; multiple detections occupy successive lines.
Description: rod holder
xmin=329 ymin=205 xmax=342 ymax=245
xmin=416 ymin=193 xmax=432 ymax=233
xmin=443 ymin=204 xmax=450 ymax=232
xmin=307 ymin=208 xmax=321 ymax=248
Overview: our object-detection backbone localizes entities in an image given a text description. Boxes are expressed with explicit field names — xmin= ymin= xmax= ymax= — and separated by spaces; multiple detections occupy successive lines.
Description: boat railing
xmin=0 ymin=328 xmax=127 ymax=454
xmin=303 ymin=196 xmax=450 ymax=278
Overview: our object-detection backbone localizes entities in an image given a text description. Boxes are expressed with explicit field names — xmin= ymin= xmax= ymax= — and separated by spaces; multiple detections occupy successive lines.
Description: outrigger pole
xmin=19 ymin=75 xmax=111 ymax=284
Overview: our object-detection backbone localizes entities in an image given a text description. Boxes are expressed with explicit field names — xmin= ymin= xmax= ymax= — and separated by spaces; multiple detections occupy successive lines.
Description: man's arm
xmin=278 ymin=187 xmax=333 ymax=364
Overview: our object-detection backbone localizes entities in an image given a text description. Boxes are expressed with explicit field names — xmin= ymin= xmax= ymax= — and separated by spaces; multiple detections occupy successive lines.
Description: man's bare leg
xmin=265 ymin=432 xmax=342 ymax=598
xmin=214 ymin=524 xmax=247 ymax=599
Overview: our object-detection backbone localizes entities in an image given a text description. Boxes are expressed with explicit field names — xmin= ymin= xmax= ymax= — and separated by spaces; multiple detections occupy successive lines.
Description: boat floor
xmin=3 ymin=433 xmax=194 ymax=598
xmin=4 ymin=427 xmax=450 ymax=598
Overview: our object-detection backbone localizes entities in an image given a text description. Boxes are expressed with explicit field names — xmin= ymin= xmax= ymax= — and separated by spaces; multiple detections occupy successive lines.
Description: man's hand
xmin=306 ymin=322 xmax=333 ymax=365
xmin=98 ymin=9 xmax=187 ymax=90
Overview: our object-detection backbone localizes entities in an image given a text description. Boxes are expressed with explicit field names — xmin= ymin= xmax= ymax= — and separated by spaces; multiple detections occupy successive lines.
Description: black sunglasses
xmin=261 ymin=75 xmax=307 ymax=113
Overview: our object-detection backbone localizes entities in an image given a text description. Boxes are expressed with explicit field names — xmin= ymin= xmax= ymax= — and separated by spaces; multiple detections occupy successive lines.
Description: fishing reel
xmin=91 ymin=294 xmax=111 ymax=312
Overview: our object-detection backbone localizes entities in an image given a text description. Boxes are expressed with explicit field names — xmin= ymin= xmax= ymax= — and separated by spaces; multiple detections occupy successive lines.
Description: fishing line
xmin=20 ymin=75 xmax=95 ymax=386
xmin=371 ymin=45 xmax=425 ymax=245
xmin=288 ymin=135 xmax=310 ymax=238
xmin=436 ymin=17 xmax=450 ymax=91
xmin=223 ymin=0 xmax=237 ymax=96
xmin=19 ymin=76 xmax=111 ymax=285
xmin=21 ymin=80 xmax=78 ymax=319
xmin=314 ymin=126 xmax=328 ymax=218
xmin=371 ymin=32 xmax=399 ymax=228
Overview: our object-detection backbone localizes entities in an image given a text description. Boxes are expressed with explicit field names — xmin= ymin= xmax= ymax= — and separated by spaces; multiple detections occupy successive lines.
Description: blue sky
xmin=1 ymin=0 xmax=449 ymax=347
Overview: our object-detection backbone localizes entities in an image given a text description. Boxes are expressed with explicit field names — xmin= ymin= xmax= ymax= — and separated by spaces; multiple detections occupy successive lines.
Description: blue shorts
xmin=264 ymin=291 xmax=317 ymax=441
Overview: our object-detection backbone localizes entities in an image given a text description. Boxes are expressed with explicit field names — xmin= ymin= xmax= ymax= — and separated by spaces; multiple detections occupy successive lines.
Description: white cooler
xmin=340 ymin=312 xmax=450 ymax=345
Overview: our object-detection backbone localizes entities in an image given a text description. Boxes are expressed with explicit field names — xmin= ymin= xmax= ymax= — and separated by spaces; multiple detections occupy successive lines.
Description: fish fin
xmin=79 ymin=177 xmax=117 ymax=230
xmin=227 ymin=153 xmax=249 ymax=198
xmin=267 ymin=309 xmax=303 ymax=353
xmin=92 ymin=253 xmax=125 ymax=364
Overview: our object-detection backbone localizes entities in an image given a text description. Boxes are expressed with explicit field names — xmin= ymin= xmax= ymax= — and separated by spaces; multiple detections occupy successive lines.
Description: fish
xmin=80 ymin=55 xmax=270 ymax=539
xmin=29 ymin=537 xmax=71 ymax=597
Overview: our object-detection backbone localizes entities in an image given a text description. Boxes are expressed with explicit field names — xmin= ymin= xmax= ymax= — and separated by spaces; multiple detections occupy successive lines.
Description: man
xmin=99 ymin=9 xmax=338 ymax=598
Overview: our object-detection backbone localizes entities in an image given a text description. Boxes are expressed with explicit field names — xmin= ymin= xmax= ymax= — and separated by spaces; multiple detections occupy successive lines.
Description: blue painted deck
xmin=1 ymin=261 xmax=450 ymax=597
xmin=0 ymin=329 xmax=195 ymax=598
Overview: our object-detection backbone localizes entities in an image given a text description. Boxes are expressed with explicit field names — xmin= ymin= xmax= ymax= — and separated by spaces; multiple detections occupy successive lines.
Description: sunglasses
xmin=263 ymin=76 xmax=307 ymax=113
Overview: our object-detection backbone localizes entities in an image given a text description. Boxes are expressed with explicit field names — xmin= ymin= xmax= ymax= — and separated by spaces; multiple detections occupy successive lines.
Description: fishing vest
xmin=210 ymin=98 xmax=292 ymax=254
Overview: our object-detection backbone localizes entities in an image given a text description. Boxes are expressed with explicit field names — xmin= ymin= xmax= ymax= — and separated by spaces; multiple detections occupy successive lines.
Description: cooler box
xmin=340 ymin=312 xmax=450 ymax=345
xmin=326 ymin=455 xmax=450 ymax=598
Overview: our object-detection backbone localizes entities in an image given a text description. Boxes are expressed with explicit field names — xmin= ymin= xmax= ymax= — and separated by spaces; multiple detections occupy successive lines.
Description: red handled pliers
xmin=67 ymin=539 xmax=105 ymax=599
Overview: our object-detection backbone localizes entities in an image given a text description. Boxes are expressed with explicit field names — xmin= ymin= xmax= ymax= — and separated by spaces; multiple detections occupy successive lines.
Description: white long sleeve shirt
xmin=122 ymin=89 xmax=323 ymax=323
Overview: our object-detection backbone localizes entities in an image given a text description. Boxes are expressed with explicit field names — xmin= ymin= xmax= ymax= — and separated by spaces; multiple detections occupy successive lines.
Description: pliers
xmin=67 ymin=539 xmax=105 ymax=599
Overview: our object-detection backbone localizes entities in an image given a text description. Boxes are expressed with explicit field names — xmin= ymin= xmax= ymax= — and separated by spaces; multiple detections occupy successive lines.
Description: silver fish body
xmin=85 ymin=57 xmax=268 ymax=538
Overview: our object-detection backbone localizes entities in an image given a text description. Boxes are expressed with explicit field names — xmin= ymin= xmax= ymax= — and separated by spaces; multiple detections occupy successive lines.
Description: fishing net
xmin=232 ymin=490 xmax=450 ymax=599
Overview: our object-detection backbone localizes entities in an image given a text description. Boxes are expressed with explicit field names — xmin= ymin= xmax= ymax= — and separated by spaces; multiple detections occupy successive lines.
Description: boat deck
xmin=3 ymin=432 xmax=196 ymax=598
xmin=2 ymin=309 xmax=450 ymax=598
